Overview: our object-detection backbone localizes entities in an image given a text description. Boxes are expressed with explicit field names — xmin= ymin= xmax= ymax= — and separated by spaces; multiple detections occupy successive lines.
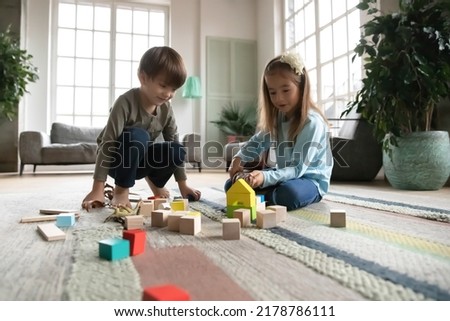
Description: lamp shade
xmin=182 ymin=76 xmax=202 ymax=98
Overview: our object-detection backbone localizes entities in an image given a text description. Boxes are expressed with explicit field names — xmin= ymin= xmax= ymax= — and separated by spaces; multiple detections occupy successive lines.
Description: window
xmin=52 ymin=0 xmax=169 ymax=127
xmin=284 ymin=0 xmax=362 ymax=133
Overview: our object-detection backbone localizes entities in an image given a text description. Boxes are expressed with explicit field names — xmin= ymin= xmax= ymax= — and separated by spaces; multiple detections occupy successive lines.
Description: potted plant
xmin=0 ymin=25 xmax=39 ymax=120
xmin=342 ymin=0 xmax=450 ymax=190
xmin=210 ymin=101 xmax=257 ymax=143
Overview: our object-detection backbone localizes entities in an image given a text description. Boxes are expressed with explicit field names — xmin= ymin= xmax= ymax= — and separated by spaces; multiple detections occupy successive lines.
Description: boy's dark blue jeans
xmin=108 ymin=127 xmax=186 ymax=188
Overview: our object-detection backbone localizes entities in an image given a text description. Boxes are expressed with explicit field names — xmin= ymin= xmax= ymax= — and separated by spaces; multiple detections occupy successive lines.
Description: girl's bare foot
xmin=111 ymin=185 xmax=131 ymax=208
xmin=145 ymin=177 xmax=170 ymax=198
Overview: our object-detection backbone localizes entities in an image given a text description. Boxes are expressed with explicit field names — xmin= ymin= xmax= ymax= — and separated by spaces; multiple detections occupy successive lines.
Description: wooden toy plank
xmin=21 ymin=213 xmax=80 ymax=223
xmin=37 ymin=223 xmax=66 ymax=241
xmin=39 ymin=209 xmax=78 ymax=215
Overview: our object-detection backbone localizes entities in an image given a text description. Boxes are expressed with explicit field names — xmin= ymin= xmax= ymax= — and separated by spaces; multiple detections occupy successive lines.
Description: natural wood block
xmin=98 ymin=238 xmax=130 ymax=261
xmin=167 ymin=212 xmax=188 ymax=232
xmin=151 ymin=210 xmax=171 ymax=227
xmin=256 ymin=210 xmax=277 ymax=229
xmin=142 ymin=284 xmax=191 ymax=301
xmin=124 ymin=215 xmax=144 ymax=230
xmin=233 ymin=208 xmax=251 ymax=227
xmin=179 ymin=212 xmax=201 ymax=235
xmin=330 ymin=209 xmax=346 ymax=228
xmin=37 ymin=223 xmax=66 ymax=241
xmin=153 ymin=198 xmax=168 ymax=209
xmin=267 ymin=205 xmax=287 ymax=223
xmin=123 ymin=229 xmax=146 ymax=256
xmin=158 ymin=202 xmax=172 ymax=210
xmin=222 ymin=218 xmax=241 ymax=240
xmin=139 ymin=201 xmax=154 ymax=217
xmin=257 ymin=201 xmax=266 ymax=211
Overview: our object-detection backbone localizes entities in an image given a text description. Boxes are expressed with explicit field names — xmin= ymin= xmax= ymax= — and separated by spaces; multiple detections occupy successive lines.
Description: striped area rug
xmin=190 ymin=194 xmax=450 ymax=301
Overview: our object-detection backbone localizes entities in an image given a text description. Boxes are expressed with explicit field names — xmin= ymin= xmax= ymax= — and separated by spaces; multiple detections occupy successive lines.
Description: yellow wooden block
xmin=171 ymin=199 xmax=189 ymax=211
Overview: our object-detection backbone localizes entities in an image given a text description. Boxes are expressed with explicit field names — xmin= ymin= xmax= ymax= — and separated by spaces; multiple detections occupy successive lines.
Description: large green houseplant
xmin=343 ymin=0 xmax=450 ymax=190
xmin=210 ymin=101 xmax=257 ymax=143
xmin=0 ymin=26 xmax=39 ymax=120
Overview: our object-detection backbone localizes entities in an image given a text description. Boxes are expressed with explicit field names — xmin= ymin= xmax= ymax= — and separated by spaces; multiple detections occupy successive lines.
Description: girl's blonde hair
xmin=258 ymin=55 xmax=327 ymax=141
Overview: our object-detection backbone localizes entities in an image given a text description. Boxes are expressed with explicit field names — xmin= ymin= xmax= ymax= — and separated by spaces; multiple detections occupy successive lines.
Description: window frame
xmin=50 ymin=0 xmax=170 ymax=127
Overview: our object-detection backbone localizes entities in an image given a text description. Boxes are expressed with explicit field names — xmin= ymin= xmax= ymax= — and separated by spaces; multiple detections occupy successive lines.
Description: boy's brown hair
xmin=138 ymin=46 xmax=187 ymax=89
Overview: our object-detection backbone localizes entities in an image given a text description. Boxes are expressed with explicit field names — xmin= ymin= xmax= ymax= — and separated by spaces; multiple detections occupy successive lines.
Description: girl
xmin=226 ymin=52 xmax=332 ymax=210
xmin=82 ymin=46 xmax=201 ymax=210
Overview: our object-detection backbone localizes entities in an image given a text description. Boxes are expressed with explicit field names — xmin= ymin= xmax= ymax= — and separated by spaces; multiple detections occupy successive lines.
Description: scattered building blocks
xmin=330 ymin=209 xmax=346 ymax=228
xmin=167 ymin=212 xmax=189 ymax=232
xmin=222 ymin=218 xmax=241 ymax=240
xmin=226 ymin=178 xmax=256 ymax=221
xmin=142 ymin=284 xmax=191 ymax=301
xmin=122 ymin=229 xmax=146 ymax=256
xmin=98 ymin=238 xmax=130 ymax=261
xmin=267 ymin=205 xmax=287 ymax=223
xmin=151 ymin=210 xmax=171 ymax=227
xmin=37 ymin=223 xmax=66 ymax=241
xmin=256 ymin=210 xmax=277 ymax=229
xmin=124 ymin=215 xmax=144 ymax=230
xmin=139 ymin=200 xmax=154 ymax=217
xmin=233 ymin=208 xmax=251 ymax=227
xmin=153 ymin=198 xmax=168 ymax=210
xmin=179 ymin=211 xmax=201 ymax=235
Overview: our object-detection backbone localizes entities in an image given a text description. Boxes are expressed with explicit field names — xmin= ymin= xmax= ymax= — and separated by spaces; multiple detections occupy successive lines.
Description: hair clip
xmin=280 ymin=52 xmax=305 ymax=75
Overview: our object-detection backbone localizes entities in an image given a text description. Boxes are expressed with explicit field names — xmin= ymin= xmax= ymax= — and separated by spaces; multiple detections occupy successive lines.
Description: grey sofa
xmin=19 ymin=122 xmax=102 ymax=175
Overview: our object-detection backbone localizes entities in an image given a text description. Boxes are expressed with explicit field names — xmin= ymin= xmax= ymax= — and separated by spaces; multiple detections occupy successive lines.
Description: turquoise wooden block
xmin=56 ymin=213 xmax=75 ymax=227
xmin=98 ymin=238 xmax=130 ymax=261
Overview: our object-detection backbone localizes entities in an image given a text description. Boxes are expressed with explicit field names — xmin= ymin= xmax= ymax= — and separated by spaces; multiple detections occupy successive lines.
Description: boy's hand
xmin=178 ymin=180 xmax=201 ymax=201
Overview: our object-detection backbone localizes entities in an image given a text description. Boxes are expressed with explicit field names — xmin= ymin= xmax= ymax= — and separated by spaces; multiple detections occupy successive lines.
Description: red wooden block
xmin=122 ymin=229 xmax=146 ymax=256
xmin=142 ymin=284 xmax=191 ymax=301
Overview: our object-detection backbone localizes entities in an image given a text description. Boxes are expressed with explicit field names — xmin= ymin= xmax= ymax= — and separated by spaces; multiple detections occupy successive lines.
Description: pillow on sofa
xmin=51 ymin=122 xmax=103 ymax=144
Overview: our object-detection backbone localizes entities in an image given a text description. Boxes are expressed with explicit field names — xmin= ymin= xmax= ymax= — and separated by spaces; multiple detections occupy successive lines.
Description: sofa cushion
xmin=50 ymin=122 xmax=102 ymax=144
xmin=41 ymin=143 xmax=97 ymax=164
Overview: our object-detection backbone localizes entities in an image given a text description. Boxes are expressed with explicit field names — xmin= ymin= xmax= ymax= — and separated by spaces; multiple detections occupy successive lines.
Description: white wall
xmin=21 ymin=0 xmax=281 ymax=142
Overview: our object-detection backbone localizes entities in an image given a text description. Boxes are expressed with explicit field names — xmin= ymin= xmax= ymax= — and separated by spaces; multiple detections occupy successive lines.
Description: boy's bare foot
xmin=145 ymin=177 xmax=170 ymax=198
xmin=111 ymin=185 xmax=131 ymax=208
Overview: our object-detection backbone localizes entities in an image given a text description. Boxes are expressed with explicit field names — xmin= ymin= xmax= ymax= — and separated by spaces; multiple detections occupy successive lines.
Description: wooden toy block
xmin=179 ymin=212 xmax=201 ymax=235
xmin=158 ymin=202 xmax=172 ymax=210
xmin=256 ymin=194 xmax=265 ymax=203
xmin=171 ymin=199 xmax=189 ymax=211
xmin=153 ymin=198 xmax=168 ymax=209
xmin=233 ymin=208 xmax=251 ymax=227
xmin=123 ymin=229 xmax=146 ymax=256
xmin=222 ymin=218 xmax=241 ymax=240
xmin=139 ymin=201 xmax=154 ymax=217
xmin=37 ymin=223 xmax=66 ymax=241
xmin=256 ymin=201 xmax=266 ymax=211
xmin=226 ymin=179 xmax=256 ymax=219
xmin=267 ymin=205 xmax=288 ymax=223
xmin=56 ymin=213 xmax=76 ymax=227
xmin=167 ymin=212 xmax=189 ymax=232
xmin=256 ymin=210 xmax=277 ymax=229
xmin=142 ymin=284 xmax=191 ymax=301
xmin=330 ymin=209 xmax=346 ymax=228
xmin=151 ymin=210 xmax=171 ymax=227
xmin=125 ymin=215 xmax=144 ymax=230
xmin=98 ymin=238 xmax=130 ymax=261
xmin=21 ymin=213 xmax=80 ymax=223
xmin=39 ymin=209 xmax=78 ymax=215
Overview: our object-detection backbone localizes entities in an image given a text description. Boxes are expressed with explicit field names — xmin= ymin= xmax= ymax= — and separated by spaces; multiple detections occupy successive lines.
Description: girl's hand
xmin=246 ymin=170 xmax=264 ymax=188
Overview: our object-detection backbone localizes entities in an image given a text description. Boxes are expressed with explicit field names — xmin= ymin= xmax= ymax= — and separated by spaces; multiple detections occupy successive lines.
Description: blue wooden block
xmin=98 ymin=238 xmax=130 ymax=261
xmin=56 ymin=213 xmax=75 ymax=227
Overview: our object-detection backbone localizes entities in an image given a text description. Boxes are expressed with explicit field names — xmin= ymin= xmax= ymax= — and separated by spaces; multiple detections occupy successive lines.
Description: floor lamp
xmin=182 ymin=76 xmax=202 ymax=133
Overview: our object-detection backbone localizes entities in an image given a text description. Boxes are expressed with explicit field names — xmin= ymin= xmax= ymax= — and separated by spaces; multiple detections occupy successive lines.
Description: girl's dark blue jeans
xmin=108 ymin=127 xmax=185 ymax=188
